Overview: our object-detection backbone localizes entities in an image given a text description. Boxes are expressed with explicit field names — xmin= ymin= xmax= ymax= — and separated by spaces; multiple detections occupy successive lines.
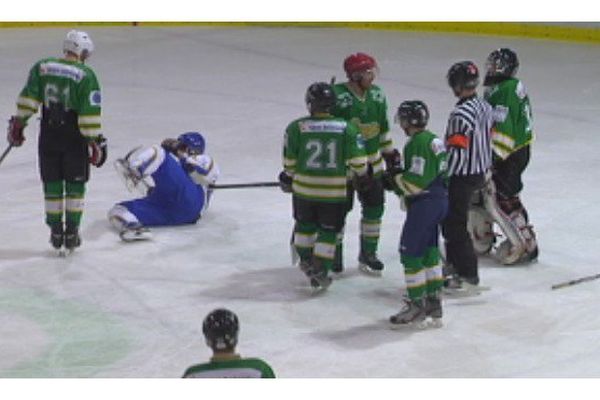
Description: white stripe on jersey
xmin=445 ymin=96 xmax=493 ymax=176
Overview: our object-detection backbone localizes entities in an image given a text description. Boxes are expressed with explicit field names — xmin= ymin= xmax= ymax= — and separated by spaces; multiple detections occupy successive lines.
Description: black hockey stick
xmin=210 ymin=182 xmax=279 ymax=189
xmin=551 ymin=273 xmax=600 ymax=290
xmin=0 ymin=144 xmax=14 ymax=167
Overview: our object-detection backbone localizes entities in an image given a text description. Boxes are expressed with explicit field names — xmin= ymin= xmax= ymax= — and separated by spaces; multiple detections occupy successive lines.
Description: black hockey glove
xmin=278 ymin=171 xmax=293 ymax=193
xmin=382 ymin=148 xmax=402 ymax=171
xmin=382 ymin=167 xmax=402 ymax=192
xmin=353 ymin=173 xmax=374 ymax=193
xmin=88 ymin=135 xmax=107 ymax=167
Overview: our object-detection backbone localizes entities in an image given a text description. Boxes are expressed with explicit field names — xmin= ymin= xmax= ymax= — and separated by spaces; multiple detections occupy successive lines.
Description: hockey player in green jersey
xmin=7 ymin=30 xmax=106 ymax=253
xmin=477 ymin=48 xmax=538 ymax=264
xmin=279 ymin=82 xmax=369 ymax=291
xmin=385 ymin=100 xmax=448 ymax=327
xmin=182 ymin=309 xmax=275 ymax=378
xmin=332 ymin=52 xmax=401 ymax=275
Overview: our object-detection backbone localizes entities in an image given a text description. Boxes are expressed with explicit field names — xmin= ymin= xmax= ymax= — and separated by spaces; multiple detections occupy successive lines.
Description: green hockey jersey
xmin=16 ymin=57 xmax=102 ymax=140
xmin=283 ymin=114 xmax=368 ymax=203
xmin=392 ymin=130 xmax=447 ymax=197
xmin=484 ymin=77 xmax=533 ymax=160
xmin=332 ymin=83 xmax=392 ymax=176
xmin=182 ymin=356 xmax=275 ymax=378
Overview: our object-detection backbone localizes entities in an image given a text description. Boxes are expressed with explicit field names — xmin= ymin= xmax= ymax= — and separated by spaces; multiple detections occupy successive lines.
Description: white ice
xmin=0 ymin=26 xmax=599 ymax=378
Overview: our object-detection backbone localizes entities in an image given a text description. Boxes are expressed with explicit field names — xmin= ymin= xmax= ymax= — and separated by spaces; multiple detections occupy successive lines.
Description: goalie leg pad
xmin=468 ymin=206 xmax=495 ymax=255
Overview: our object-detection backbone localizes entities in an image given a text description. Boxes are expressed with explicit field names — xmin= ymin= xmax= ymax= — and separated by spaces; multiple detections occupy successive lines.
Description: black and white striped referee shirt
xmin=445 ymin=95 xmax=493 ymax=176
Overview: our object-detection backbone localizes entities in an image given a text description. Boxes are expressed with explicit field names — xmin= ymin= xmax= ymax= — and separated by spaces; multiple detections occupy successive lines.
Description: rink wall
xmin=0 ymin=22 xmax=599 ymax=44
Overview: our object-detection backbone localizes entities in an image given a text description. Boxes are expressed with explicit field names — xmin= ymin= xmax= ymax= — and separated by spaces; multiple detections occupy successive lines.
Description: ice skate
xmin=119 ymin=222 xmax=152 ymax=242
xmin=390 ymin=298 xmax=427 ymax=329
xmin=425 ymin=294 xmax=443 ymax=328
xmin=64 ymin=224 xmax=81 ymax=253
xmin=358 ymin=252 xmax=384 ymax=276
xmin=49 ymin=223 xmax=64 ymax=250
xmin=443 ymin=274 xmax=490 ymax=297
xmin=302 ymin=260 xmax=332 ymax=292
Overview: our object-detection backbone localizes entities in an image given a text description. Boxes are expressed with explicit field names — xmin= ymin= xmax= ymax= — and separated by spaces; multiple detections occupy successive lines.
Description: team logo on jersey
xmin=89 ymin=90 xmax=101 ymax=106
xmin=409 ymin=156 xmax=425 ymax=176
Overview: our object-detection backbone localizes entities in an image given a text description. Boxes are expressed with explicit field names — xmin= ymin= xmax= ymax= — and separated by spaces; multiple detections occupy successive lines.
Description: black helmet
xmin=447 ymin=61 xmax=480 ymax=92
xmin=396 ymin=100 xmax=429 ymax=128
xmin=306 ymin=82 xmax=336 ymax=114
xmin=203 ymin=308 xmax=239 ymax=351
xmin=484 ymin=48 xmax=519 ymax=86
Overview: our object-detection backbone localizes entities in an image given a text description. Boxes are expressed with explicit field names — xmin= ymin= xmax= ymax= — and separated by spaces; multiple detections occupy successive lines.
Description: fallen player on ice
xmin=108 ymin=132 xmax=219 ymax=241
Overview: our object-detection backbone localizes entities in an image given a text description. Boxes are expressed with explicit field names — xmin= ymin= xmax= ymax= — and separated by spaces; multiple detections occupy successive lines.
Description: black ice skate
xmin=425 ymin=293 xmax=443 ymax=328
xmin=49 ymin=223 xmax=64 ymax=250
xmin=443 ymin=274 xmax=490 ymax=297
xmin=302 ymin=259 xmax=332 ymax=292
xmin=390 ymin=298 xmax=427 ymax=328
xmin=64 ymin=223 xmax=81 ymax=251
xmin=358 ymin=252 xmax=384 ymax=276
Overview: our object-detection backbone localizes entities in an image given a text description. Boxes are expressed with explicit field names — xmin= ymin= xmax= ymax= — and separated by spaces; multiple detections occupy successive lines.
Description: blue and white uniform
xmin=109 ymin=143 xmax=219 ymax=238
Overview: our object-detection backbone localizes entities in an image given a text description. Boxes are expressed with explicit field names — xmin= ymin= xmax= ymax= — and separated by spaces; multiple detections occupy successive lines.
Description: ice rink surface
xmin=0 ymin=26 xmax=599 ymax=378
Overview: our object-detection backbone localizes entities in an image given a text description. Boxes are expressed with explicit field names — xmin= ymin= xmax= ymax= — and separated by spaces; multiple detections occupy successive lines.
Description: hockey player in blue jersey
xmin=108 ymin=132 xmax=220 ymax=241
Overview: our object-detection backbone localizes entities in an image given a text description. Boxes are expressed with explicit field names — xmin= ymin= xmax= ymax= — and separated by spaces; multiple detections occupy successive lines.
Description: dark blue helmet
xmin=178 ymin=132 xmax=205 ymax=155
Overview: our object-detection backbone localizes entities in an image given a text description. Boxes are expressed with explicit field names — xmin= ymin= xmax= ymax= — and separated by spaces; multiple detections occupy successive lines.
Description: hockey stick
xmin=209 ymin=182 xmax=279 ymax=189
xmin=0 ymin=144 xmax=14 ymax=167
xmin=551 ymin=273 xmax=600 ymax=290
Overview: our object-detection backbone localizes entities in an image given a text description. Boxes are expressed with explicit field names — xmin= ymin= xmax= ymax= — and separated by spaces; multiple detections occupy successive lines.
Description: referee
xmin=442 ymin=61 xmax=493 ymax=291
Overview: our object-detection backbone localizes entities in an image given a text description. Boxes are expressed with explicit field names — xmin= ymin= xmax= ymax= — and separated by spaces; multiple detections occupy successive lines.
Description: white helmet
xmin=63 ymin=30 xmax=94 ymax=60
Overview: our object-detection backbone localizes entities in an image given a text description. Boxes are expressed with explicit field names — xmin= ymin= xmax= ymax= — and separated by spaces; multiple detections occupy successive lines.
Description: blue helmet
xmin=178 ymin=132 xmax=205 ymax=155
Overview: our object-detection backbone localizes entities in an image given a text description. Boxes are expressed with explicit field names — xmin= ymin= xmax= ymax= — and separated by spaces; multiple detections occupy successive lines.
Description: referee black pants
xmin=442 ymin=173 xmax=485 ymax=281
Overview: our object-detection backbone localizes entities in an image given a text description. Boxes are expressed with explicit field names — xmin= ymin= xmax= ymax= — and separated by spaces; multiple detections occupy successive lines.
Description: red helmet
xmin=343 ymin=52 xmax=377 ymax=77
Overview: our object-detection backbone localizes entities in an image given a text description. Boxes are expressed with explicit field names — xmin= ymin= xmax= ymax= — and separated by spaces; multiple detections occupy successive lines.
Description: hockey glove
xmin=382 ymin=171 xmax=395 ymax=191
xmin=382 ymin=148 xmax=402 ymax=171
xmin=88 ymin=135 xmax=108 ymax=167
xmin=353 ymin=173 xmax=374 ymax=193
xmin=278 ymin=171 xmax=293 ymax=193
xmin=7 ymin=116 xmax=25 ymax=147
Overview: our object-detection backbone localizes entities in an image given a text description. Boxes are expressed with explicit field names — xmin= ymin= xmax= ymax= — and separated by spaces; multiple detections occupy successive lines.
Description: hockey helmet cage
xmin=178 ymin=132 xmax=205 ymax=155
xmin=63 ymin=30 xmax=94 ymax=60
xmin=396 ymin=100 xmax=429 ymax=128
xmin=447 ymin=61 xmax=480 ymax=92
xmin=343 ymin=52 xmax=377 ymax=78
xmin=203 ymin=308 xmax=239 ymax=351
xmin=484 ymin=48 xmax=519 ymax=86
xmin=305 ymin=82 xmax=336 ymax=114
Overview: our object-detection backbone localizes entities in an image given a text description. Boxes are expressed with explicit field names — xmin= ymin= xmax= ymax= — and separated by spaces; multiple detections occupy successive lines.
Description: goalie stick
xmin=551 ymin=273 xmax=600 ymax=290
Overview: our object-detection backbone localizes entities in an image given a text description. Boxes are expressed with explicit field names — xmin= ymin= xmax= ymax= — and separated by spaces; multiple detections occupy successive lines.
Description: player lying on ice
xmin=108 ymin=132 xmax=220 ymax=241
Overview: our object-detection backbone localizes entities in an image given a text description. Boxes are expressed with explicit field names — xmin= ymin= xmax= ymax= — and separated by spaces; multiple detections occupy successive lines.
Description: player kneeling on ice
xmin=108 ymin=132 xmax=219 ymax=241
xmin=384 ymin=101 xmax=448 ymax=327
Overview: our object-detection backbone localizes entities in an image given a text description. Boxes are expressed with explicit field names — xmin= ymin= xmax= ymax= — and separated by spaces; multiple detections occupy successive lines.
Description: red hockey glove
xmin=88 ymin=135 xmax=107 ymax=167
xmin=7 ymin=116 xmax=25 ymax=147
